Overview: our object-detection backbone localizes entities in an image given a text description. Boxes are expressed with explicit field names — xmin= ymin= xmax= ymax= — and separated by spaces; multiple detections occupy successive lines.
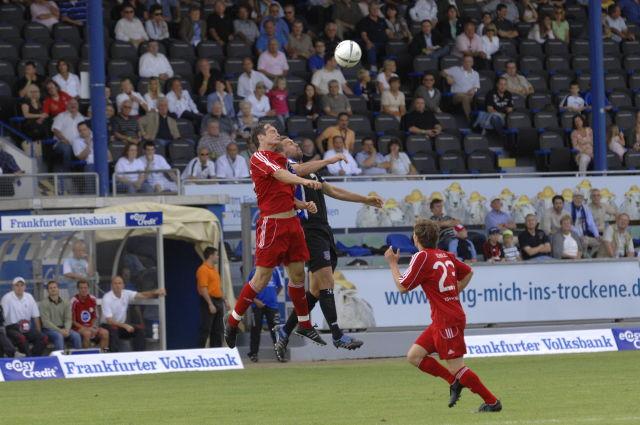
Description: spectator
xmin=0 ymin=304 xmax=16 ymax=357
xmin=356 ymin=137 xmax=389 ymax=175
xmin=495 ymin=3 xmax=519 ymax=39
xmin=528 ymin=14 xmax=555 ymax=44
xmin=607 ymin=125 xmax=627 ymax=161
xmin=112 ymin=0 xmax=145 ymax=21
xmin=247 ymin=267 xmax=283 ymax=362
xmin=308 ymin=40 xmax=327 ymax=73
xmin=283 ymin=4 xmax=308 ymax=33
xmin=195 ymin=58 xmax=229 ymax=98
xmin=201 ymin=101 xmax=236 ymax=138
xmin=143 ymin=141 xmax=179 ymax=192
xmin=483 ymin=0 xmax=520 ymax=22
xmin=522 ymin=0 xmax=539 ymax=23
xmin=570 ymin=115 xmax=593 ymax=173
xmin=258 ymin=39 xmax=290 ymax=79
xmin=352 ymin=68 xmax=376 ymax=110
xmin=607 ymin=5 xmax=636 ymax=42
xmin=58 ymin=0 xmax=85 ymax=27
xmin=385 ymin=4 xmax=411 ymax=41
xmin=436 ymin=5 xmax=463 ymax=43
xmin=384 ymin=139 xmax=417 ymax=175
xmin=322 ymin=79 xmax=353 ymax=117
xmin=448 ymin=225 xmax=478 ymax=263
xmin=552 ymin=6 xmax=570 ymax=43
xmin=376 ymin=59 xmax=399 ymax=93
xmin=312 ymin=55 xmax=352 ymax=95
xmin=381 ymin=76 xmax=406 ymax=121
xmin=216 ymin=142 xmax=250 ymax=178
xmin=199 ymin=119 xmax=233 ymax=159
xmin=429 ymin=198 xmax=460 ymax=248
xmin=324 ymin=136 xmax=361 ymax=176
xmin=52 ymin=99 xmax=86 ymax=171
xmin=72 ymin=121 xmax=105 ymax=173
xmin=599 ymin=213 xmax=635 ymax=258
xmin=112 ymin=100 xmax=142 ymax=145
xmin=481 ymin=25 xmax=500 ymax=61
xmin=504 ymin=61 xmax=535 ymax=97
xmin=60 ymin=238 xmax=94 ymax=291
xmin=143 ymin=77 xmax=165 ymax=111
xmin=1 ymin=277 xmax=47 ymax=356
xmin=409 ymin=0 xmax=438 ymax=25
xmin=287 ymin=20 xmax=314 ymax=59
xmin=542 ymin=194 xmax=566 ymax=235
xmin=454 ymin=21 xmax=487 ymax=69
xmin=237 ymin=57 xmax=274 ymax=99
xmin=115 ymin=4 xmax=148 ymax=47
xmin=166 ymin=78 xmax=202 ymax=126
xmin=260 ymin=3 xmax=290 ymax=43
xmin=52 ymin=60 xmax=81 ymax=98
xmin=485 ymin=197 xmax=516 ymax=233
xmin=320 ymin=21 xmax=342 ymax=55
xmin=39 ymin=280 xmax=81 ymax=351
xmin=145 ymin=4 xmax=170 ymax=41
xmin=247 ymin=82 xmax=275 ymax=119
xmin=357 ymin=2 xmax=391 ymax=71
xmin=301 ymin=138 xmax=321 ymax=162
xmin=566 ymin=191 xmax=600 ymax=255
xmin=183 ymin=147 xmax=216 ymax=180
xmin=102 ymin=275 xmax=165 ymax=352
xmin=30 ymin=0 xmax=59 ymax=29
xmin=0 ymin=142 xmax=24 ymax=197
xmin=256 ymin=19 xmax=288 ymax=55
xmin=233 ymin=5 xmax=260 ymax=45
xmin=236 ymin=101 xmax=259 ymax=143
xmin=116 ymin=78 xmax=149 ymax=117
xmin=316 ymin=113 xmax=356 ymax=154
xmin=139 ymin=98 xmax=180 ymax=147
xmin=20 ymin=85 xmax=50 ymax=142
xmin=16 ymin=61 xmax=45 ymax=99
xmin=138 ymin=41 xmax=174 ymax=80
xmin=441 ymin=54 xmax=480 ymax=121
xmin=518 ymin=214 xmax=553 ymax=261
xmin=334 ymin=0 xmax=364 ymax=39
xmin=71 ymin=280 xmax=109 ymax=350
xmin=115 ymin=143 xmax=152 ymax=194
xmin=196 ymin=247 xmax=230 ymax=348
xmin=207 ymin=0 xmax=234 ymax=46
xmin=267 ymin=76 xmax=290 ymax=123
xmin=483 ymin=227 xmax=504 ymax=262
xmin=402 ymin=97 xmax=442 ymax=138
xmin=619 ymin=0 xmax=640 ymax=27
xmin=179 ymin=6 xmax=206 ymax=47
xmin=409 ymin=20 xmax=448 ymax=59
xmin=477 ymin=12 xmax=493 ymax=36
xmin=206 ymin=81 xmax=235 ymax=117
xmin=43 ymin=80 xmax=72 ymax=118
xmin=560 ymin=82 xmax=586 ymax=112
xmin=474 ymin=76 xmax=513 ymax=135
xmin=413 ymin=73 xmax=441 ymax=113
xmin=551 ymin=215 xmax=584 ymax=259
xmin=295 ymin=84 xmax=322 ymax=121
xmin=631 ymin=111 xmax=640 ymax=151
xmin=501 ymin=230 xmax=521 ymax=261
xmin=589 ymin=188 xmax=618 ymax=235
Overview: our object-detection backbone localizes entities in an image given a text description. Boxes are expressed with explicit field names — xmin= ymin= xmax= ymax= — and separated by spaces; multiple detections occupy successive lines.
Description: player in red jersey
xmin=384 ymin=219 xmax=502 ymax=413
xmin=70 ymin=279 xmax=109 ymax=350
xmin=224 ymin=123 xmax=326 ymax=348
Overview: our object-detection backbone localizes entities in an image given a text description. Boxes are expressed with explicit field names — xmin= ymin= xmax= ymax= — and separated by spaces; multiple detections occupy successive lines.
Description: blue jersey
xmin=249 ymin=268 xmax=283 ymax=309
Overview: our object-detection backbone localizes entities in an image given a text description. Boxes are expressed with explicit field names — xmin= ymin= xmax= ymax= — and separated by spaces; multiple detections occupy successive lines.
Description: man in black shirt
xmin=207 ymin=0 xmax=234 ymax=45
xmin=475 ymin=76 xmax=513 ymax=135
xmin=274 ymin=138 xmax=384 ymax=360
xmin=356 ymin=2 xmax=391 ymax=70
xmin=518 ymin=214 xmax=553 ymax=261
xmin=495 ymin=4 xmax=519 ymax=39
xmin=402 ymin=97 xmax=442 ymax=138
xmin=320 ymin=21 xmax=342 ymax=55
xmin=194 ymin=58 xmax=230 ymax=97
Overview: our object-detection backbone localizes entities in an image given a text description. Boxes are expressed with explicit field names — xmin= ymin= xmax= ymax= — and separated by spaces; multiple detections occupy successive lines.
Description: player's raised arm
xmin=272 ymin=168 xmax=322 ymax=189
xmin=322 ymin=182 xmax=384 ymax=207
xmin=291 ymin=154 xmax=347 ymax=176
xmin=384 ymin=246 xmax=408 ymax=293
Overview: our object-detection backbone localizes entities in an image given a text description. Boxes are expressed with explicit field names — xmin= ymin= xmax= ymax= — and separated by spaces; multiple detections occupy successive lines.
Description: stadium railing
xmin=0 ymin=173 xmax=98 ymax=199
xmin=112 ymin=169 xmax=181 ymax=196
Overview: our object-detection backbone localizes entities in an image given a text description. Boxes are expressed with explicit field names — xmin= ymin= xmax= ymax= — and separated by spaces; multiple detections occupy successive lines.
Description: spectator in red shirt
xmin=482 ymin=227 xmax=504 ymax=262
xmin=43 ymin=80 xmax=72 ymax=118
xmin=70 ymin=279 xmax=109 ymax=350
xmin=267 ymin=76 xmax=290 ymax=127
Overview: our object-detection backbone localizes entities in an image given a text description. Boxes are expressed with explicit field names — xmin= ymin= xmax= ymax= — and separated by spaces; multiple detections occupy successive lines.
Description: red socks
xmin=418 ymin=356 xmax=455 ymax=385
xmin=228 ymin=283 xmax=258 ymax=327
xmin=456 ymin=366 xmax=498 ymax=404
xmin=288 ymin=283 xmax=312 ymax=329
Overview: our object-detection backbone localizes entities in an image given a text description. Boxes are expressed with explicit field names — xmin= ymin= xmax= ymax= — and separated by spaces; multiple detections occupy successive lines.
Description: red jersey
xmin=266 ymin=89 xmax=289 ymax=115
xmin=70 ymin=294 xmax=98 ymax=329
xmin=250 ymin=150 xmax=295 ymax=217
xmin=43 ymin=91 xmax=72 ymax=117
xmin=399 ymin=249 xmax=472 ymax=327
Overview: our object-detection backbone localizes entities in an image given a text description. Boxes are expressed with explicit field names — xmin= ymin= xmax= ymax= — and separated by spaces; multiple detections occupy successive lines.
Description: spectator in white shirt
xmin=481 ymin=25 xmax=500 ymax=60
xmin=143 ymin=77 xmax=165 ymax=111
xmin=183 ymin=147 xmax=217 ymax=180
xmin=30 ymin=0 xmax=59 ymax=29
xmin=72 ymin=121 xmax=96 ymax=172
xmin=606 ymin=5 xmax=636 ymax=42
xmin=138 ymin=41 xmax=174 ymax=81
xmin=115 ymin=5 xmax=149 ymax=48
xmin=528 ymin=14 xmax=555 ymax=44
xmin=258 ymin=39 xmax=290 ymax=79
xmin=114 ymin=143 xmax=153 ymax=194
xmin=355 ymin=137 xmax=389 ymax=175
xmin=216 ymin=142 xmax=250 ymax=179
xmin=376 ymin=59 xmax=399 ymax=93
xmin=237 ymin=57 xmax=273 ymax=99
xmin=324 ymin=136 xmax=361 ymax=176
xmin=599 ymin=213 xmax=636 ymax=258
xmin=384 ymin=139 xmax=416 ymax=175
xmin=52 ymin=60 xmax=81 ymax=98
xmin=560 ymin=81 xmax=586 ymax=112
xmin=145 ymin=4 xmax=170 ymax=41
xmin=141 ymin=141 xmax=178 ymax=192
xmin=116 ymin=78 xmax=149 ymax=117
xmin=166 ymin=78 xmax=202 ymax=126
xmin=441 ymin=54 xmax=480 ymax=121
xmin=311 ymin=55 xmax=353 ymax=95
xmin=52 ymin=99 xmax=86 ymax=171
xmin=1 ymin=276 xmax=47 ymax=356
xmin=409 ymin=0 xmax=438 ymax=24
xmin=247 ymin=82 xmax=276 ymax=119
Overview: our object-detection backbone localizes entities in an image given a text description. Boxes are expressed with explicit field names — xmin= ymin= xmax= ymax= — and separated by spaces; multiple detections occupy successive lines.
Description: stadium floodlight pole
xmin=588 ymin=0 xmax=607 ymax=171
xmin=88 ymin=0 xmax=109 ymax=196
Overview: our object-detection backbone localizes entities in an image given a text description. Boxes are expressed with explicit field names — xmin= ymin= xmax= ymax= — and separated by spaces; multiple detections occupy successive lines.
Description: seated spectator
xmin=385 ymin=4 xmax=411 ymax=41
xmin=551 ymin=215 xmax=584 ymax=259
xmin=233 ymin=5 xmax=260 ymax=45
xmin=58 ymin=0 xmax=86 ymax=27
xmin=607 ymin=4 xmax=636 ymax=42
xmin=324 ymin=136 xmax=361 ymax=176
xmin=599 ymin=213 xmax=635 ymax=258
xmin=258 ymin=39 xmax=290 ymax=79
xmin=198 ymin=119 xmax=233 ymax=159
xmin=381 ymin=77 xmax=405 ymax=121
xmin=409 ymin=20 xmax=448 ymax=59
xmin=115 ymin=4 xmax=148 ymax=47
xmin=485 ymin=197 xmax=516 ymax=233
xmin=409 ymin=0 xmax=438 ymax=25
xmin=0 ymin=304 xmax=16 ymax=357
xmin=112 ymin=0 xmax=145 ymax=21
xmin=138 ymin=41 xmax=174 ymax=81
xmin=322 ymin=79 xmax=353 ymax=117
xmin=441 ymin=54 xmax=480 ymax=121
xmin=518 ymin=214 xmax=553 ymax=261
xmin=477 ymin=12 xmax=493 ymax=35
xmin=312 ymin=55 xmax=352 ymax=96
xmin=267 ymin=76 xmax=290 ymax=122
xmin=429 ymin=198 xmax=460 ymax=248
xmin=413 ymin=73 xmax=441 ymax=113
xmin=1 ymin=277 xmax=47 ymax=356
xmin=483 ymin=0 xmax=520 ymax=22
xmin=195 ymin=58 xmax=229 ymax=98
xmin=504 ymin=61 xmax=534 ymax=97
xmin=501 ymin=229 xmax=521 ymax=261
xmin=552 ymin=6 xmax=570 ymax=43
xmin=295 ymin=84 xmax=322 ymax=121
xmin=145 ymin=4 xmax=170 ymax=41
xmin=216 ymin=142 xmax=250 ymax=178
xmin=256 ymin=20 xmax=288 ymax=55
xmin=116 ymin=78 xmax=149 ymax=117
xmin=357 ymin=2 xmax=390 ymax=71
xmin=102 ymin=275 xmax=165 ymax=352
xmin=619 ymin=0 xmax=640 ymax=27
xmin=143 ymin=77 xmax=165 ymax=111
xmin=183 ymin=147 xmax=216 ymax=180
xmin=236 ymin=101 xmax=259 ymax=143
xmin=71 ymin=280 xmax=109 ymax=351
xmin=571 ymin=115 xmax=593 ymax=173
xmin=16 ymin=61 xmax=45 ymax=99
xmin=20 ymin=85 xmax=50 ymax=142
xmin=30 ymin=0 xmax=59 ymax=29
xmin=315 ymin=113 xmax=356 ymax=154
xmin=542 ymin=194 xmax=566 ymax=235
xmin=356 ymin=137 xmax=389 ymax=175
xmin=139 ymin=98 xmax=180 ymax=147
xmin=52 ymin=99 xmax=86 ymax=171
xmin=112 ymin=100 xmax=142 ymax=145
xmin=52 ymin=60 xmax=80 ymax=98
xmin=166 ymin=78 xmax=202 ymax=126
xmin=495 ymin=3 xmax=519 ymax=39
xmin=308 ymin=40 xmax=327 ymax=73
xmin=384 ymin=139 xmax=417 ymax=175
xmin=287 ymin=20 xmax=314 ymax=59
xmin=376 ymin=59 xmax=399 ymax=93
xmin=43 ymin=80 xmax=72 ymax=118
xmin=528 ymin=14 xmax=555 ymax=44
xmin=402 ymin=97 xmax=442 ymax=138
xmin=522 ymin=0 xmax=539 ymax=23
xmin=607 ymin=125 xmax=627 ymax=161
xmin=141 ymin=141 xmax=178 ymax=192
xmin=481 ymin=25 xmax=500 ymax=61
xmin=483 ymin=227 xmax=504 ymax=262
xmin=39 ymin=280 xmax=81 ymax=351
xmin=566 ymin=191 xmax=600 ymax=255
xmin=115 ymin=143 xmax=152 ymax=193
xmin=437 ymin=5 xmax=463 ymax=44
xmin=207 ymin=0 xmax=234 ymax=46
xmin=237 ymin=57 xmax=273 ymax=99
xmin=474 ymin=76 xmax=513 ymax=135
xmin=351 ymin=69 xmax=376 ymax=111
xmin=200 ymin=101 xmax=236 ymax=138
xmin=301 ymin=138 xmax=321 ymax=162
xmin=334 ymin=0 xmax=364 ymax=39
xmin=60 ymin=239 xmax=93 ymax=290
xmin=0 ymin=142 xmax=24 ymax=197
xmin=320 ymin=21 xmax=342 ymax=55
xmin=589 ymin=188 xmax=618 ymax=234
xmin=207 ymin=80 xmax=235 ymax=117
xmin=73 ymin=121 xmax=110 ymax=173
xmin=454 ymin=21 xmax=487 ymax=69
xmin=560 ymin=82 xmax=586 ymax=112
xmin=247 ymin=82 xmax=276 ymax=119
xmin=179 ymin=6 xmax=206 ymax=47
xmin=448 ymin=225 xmax=478 ymax=263
xmin=260 ymin=3 xmax=289 ymax=43
xmin=283 ymin=4 xmax=309 ymax=34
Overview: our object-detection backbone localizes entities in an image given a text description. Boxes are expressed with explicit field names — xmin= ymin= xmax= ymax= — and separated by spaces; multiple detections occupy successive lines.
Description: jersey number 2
xmin=433 ymin=260 xmax=456 ymax=293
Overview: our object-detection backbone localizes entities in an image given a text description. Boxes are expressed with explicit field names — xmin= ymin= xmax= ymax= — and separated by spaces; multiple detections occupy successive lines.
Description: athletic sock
xmin=418 ymin=356 xmax=455 ymax=385
xmin=456 ymin=366 xmax=498 ymax=404
xmin=284 ymin=291 xmax=318 ymax=335
xmin=319 ymin=289 xmax=343 ymax=340
xmin=288 ymin=283 xmax=312 ymax=329
xmin=228 ymin=283 xmax=258 ymax=327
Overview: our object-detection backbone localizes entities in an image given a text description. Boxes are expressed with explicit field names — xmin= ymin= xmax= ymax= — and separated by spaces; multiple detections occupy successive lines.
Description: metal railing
xmin=112 ymin=169 xmax=181 ymax=196
xmin=0 ymin=173 xmax=99 ymax=199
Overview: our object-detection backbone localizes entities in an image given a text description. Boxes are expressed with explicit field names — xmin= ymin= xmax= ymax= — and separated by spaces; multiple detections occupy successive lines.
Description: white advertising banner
xmin=311 ymin=260 xmax=640 ymax=329
xmin=184 ymin=175 xmax=640 ymax=231
xmin=0 ymin=212 xmax=163 ymax=233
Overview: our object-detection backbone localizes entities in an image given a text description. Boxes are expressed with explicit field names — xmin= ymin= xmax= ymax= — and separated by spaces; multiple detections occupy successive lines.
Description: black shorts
xmin=303 ymin=225 xmax=338 ymax=273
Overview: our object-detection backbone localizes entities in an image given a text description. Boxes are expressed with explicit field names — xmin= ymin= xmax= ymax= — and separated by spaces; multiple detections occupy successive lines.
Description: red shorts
xmin=255 ymin=216 xmax=310 ymax=268
xmin=415 ymin=324 xmax=467 ymax=360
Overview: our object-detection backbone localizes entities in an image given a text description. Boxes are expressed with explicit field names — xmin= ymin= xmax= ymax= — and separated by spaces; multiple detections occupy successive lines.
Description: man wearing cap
xmin=564 ymin=191 xmax=600 ymax=257
xmin=429 ymin=198 xmax=460 ymax=249
xmin=448 ymin=224 xmax=478 ymax=263
xmin=483 ymin=227 xmax=504 ymax=262
xmin=518 ymin=214 xmax=552 ymax=261
xmin=39 ymin=280 xmax=82 ymax=351
xmin=0 ymin=277 xmax=48 ymax=356
xmin=484 ymin=198 xmax=515 ymax=235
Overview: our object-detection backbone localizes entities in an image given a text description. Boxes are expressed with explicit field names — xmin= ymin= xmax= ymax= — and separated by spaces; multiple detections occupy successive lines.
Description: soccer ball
xmin=334 ymin=40 xmax=362 ymax=68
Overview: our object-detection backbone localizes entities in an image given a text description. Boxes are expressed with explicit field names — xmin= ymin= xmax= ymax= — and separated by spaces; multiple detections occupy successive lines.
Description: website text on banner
xmin=311 ymin=260 xmax=640 ymax=329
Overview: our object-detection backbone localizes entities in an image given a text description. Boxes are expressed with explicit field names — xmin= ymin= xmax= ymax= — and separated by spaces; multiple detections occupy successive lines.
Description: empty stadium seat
xmin=225 ymin=41 xmax=252 ymax=59
xmin=519 ymin=40 xmax=544 ymax=58
xmin=467 ymin=149 xmax=497 ymax=173
xmin=374 ymin=113 xmax=399 ymax=134
xmin=0 ymin=23 xmax=22 ymax=43
xmin=526 ymin=71 xmax=548 ymax=93
xmin=348 ymin=96 xmax=368 ymax=114
xmin=286 ymin=116 xmax=314 ymax=137
xmin=286 ymin=76 xmax=306 ymax=97
xmin=547 ymin=147 xmax=574 ymax=171
xmin=287 ymin=58 xmax=308 ymax=79
xmin=623 ymin=55 xmax=640 ymax=74
xmin=169 ymin=40 xmax=196 ymax=63
xmin=0 ymin=80 xmax=11 ymax=97
xmin=607 ymin=151 xmax=623 ymax=170
xmin=175 ymin=119 xmax=195 ymax=141
xmin=615 ymin=110 xmax=636 ymax=129
xmin=413 ymin=56 xmax=438 ymax=74
xmin=0 ymin=42 xmax=20 ymax=65
xmin=571 ymin=55 xmax=590 ymax=74
xmin=51 ymin=42 xmax=79 ymax=61
xmin=317 ymin=115 xmax=336 ymax=133
xmin=110 ymin=41 xmax=138 ymax=63
xmin=624 ymin=150 xmax=640 ymax=169
xmin=549 ymin=72 xmax=572 ymax=93
xmin=463 ymin=134 xmax=489 ymax=154
xmin=603 ymin=56 xmax=622 ymax=72
xmin=528 ymin=93 xmax=553 ymax=111
xmin=434 ymin=133 xmax=461 ymax=154
xmin=0 ymin=3 xmax=25 ymax=25
xmin=605 ymin=72 xmax=627 ymax=92
xmin=0 ymin=61 xmax=15 ymax=86
xmin=411 ymin=150 xmax=438 ymax=173
xmin=168 ymin=140 xmax=195 ymax=164
xmin=223 ymin=58 xmax=243 ymax=76
xmin=53 ymin=24 xmax=82 ymax=47
xmin=170 ymin=59 xmax=193 ymax=78
xmin=438 ymin=150 xmax=467 ymax=174
xmin=377 ymin=135 xmax=394 ymax=155
xmin=534 ymin=111 xmax=559 ymax=129
xmin=348 ymin=114 xmax=373 ymax=135
xmin=405 ymin=135 xmax=432 ymax=154
xmin=107 ymin=59 xmax=135 ymax=79
xmin=21 ymin=42 xmax=49 ymax=63
xmin=609 ymin=91 xmax=633 ymax=110
xmin=546 ymin=56 xmax=570 ymax=73
xmin=197 ymin=41 xmax=224 ymax=61
xmin=434 ymin=112 xmax=456 ymax=131
xmin=519 ymin=56 xmax=543 ymax=73
xmin=23 ymin=22 xmax=51 ymax=44
xmin=544 ymin=40 xmax=569 ymax=56
xmin=440 ymin=55 xmax=461 ymax=70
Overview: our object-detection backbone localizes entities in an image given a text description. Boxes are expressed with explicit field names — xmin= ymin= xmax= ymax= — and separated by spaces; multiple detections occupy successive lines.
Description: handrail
xmin=0 ymin=172 xmax=99 ymax=199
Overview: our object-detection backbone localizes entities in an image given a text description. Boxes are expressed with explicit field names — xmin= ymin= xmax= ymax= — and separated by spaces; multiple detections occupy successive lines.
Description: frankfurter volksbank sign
xmin=0 ymin=212 xmax=163 ymax=233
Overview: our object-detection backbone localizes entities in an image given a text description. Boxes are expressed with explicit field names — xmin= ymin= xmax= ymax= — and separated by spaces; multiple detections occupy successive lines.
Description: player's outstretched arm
xmin=294 ymin=198 xmax=318 ymax=214
xmin=273 ymin=169 xmax=322 ymax=189
xmin=384 ymin=246 xmax=408 ymax=293
xmin=322 ymin=182 xmax=384 ymax=207
xmin=291 ymin=154 xmax=346 ymax=177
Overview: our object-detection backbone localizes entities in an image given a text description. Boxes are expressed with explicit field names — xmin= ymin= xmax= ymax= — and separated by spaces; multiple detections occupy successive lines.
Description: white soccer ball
xmin=334 ymin=40 xmax=362 ymax=68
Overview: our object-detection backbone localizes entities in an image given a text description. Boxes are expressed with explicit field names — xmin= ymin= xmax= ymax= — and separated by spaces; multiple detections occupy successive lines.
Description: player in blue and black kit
xmin=247 ymin=267 xmax=284 ymax=362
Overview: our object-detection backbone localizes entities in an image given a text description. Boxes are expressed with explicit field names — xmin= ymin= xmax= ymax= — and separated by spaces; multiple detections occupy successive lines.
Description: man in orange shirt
xmin=197 ymin=247 xmax=229 ymax=348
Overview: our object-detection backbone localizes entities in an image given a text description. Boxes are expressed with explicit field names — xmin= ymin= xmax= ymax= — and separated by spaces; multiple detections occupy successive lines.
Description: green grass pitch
xmin=2 ymin=351 xmax=639 ymax=425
